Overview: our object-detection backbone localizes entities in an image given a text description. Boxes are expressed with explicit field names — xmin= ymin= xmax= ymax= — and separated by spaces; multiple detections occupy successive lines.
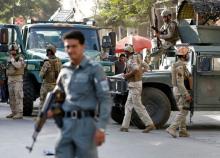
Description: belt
xmin=64 ymin=110 xmax=96 ymax=119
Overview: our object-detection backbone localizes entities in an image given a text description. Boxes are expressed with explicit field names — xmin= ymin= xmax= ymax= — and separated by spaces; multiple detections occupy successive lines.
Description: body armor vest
xmin=127 ymin=54 xmax=143 ymax=82
xmin=161 ymin=21 xmax=179 ymax=45
xmin=44 ymin=58 xmax=61 ymax=83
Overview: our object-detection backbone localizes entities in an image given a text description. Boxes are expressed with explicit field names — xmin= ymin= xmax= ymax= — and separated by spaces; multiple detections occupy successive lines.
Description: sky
xmin=61 ymin=0 xmax=98 ymax=21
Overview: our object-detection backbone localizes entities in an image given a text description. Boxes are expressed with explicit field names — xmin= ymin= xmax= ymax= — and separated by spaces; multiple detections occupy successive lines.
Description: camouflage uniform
xmin=39 ymin=56 xmax=62 ymax=109
xmin=121 ymin=51 xmax=155 ymax=132
xmin=6 ymin=54 xmax=25 ymax=119
xmin=150 ymin=9 xmax=179 ymax=69
xmin=167 ymin=59 xmax=191 ymax=137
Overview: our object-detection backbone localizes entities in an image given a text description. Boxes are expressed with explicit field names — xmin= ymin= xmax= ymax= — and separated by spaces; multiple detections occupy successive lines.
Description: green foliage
xmin=0 ymin=0 xmax=61 ymax=23
xmin=99 ymin=0 xmax=154 ymax=27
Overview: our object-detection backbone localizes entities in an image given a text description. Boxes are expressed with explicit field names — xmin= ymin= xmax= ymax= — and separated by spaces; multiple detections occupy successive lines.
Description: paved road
xmin=0 ymin=103 xmax=220 ymax=158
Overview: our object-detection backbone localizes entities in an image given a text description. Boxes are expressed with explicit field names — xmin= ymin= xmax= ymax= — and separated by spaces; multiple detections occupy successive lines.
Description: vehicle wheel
xmin=132 ymin=87 xmax=171 ymax=129
xmin=111 ymin=105 xmax=124 ymax=124
xmin=23 ymin=75 xmax=35 ymax=116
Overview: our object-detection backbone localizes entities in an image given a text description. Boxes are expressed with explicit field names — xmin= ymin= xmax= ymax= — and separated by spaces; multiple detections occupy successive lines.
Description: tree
xmin=99 ymin=0 xmax=154 ymax=27
xmin=0 ymin=0 xmax=61 ymax=23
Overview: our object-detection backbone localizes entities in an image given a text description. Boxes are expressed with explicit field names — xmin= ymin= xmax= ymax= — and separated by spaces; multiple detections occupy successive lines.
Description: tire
xmin=111 ymin=105 xmax=124 ymax=124
xmin=132 ymin=87 xmax=171 ymax=129
xmin=23 ymin=75 xmax=35 ymax=116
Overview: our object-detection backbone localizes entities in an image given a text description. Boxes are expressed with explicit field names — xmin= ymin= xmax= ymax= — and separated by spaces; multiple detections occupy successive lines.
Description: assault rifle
xmin=151 ymin=8 xmax=162 ymax=48
xmin=26 ymin=90 xmax=65 ymax=153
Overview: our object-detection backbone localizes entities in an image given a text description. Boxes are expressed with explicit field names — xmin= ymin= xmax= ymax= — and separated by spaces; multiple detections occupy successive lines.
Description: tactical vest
xmin=6 ymin=56 xmax=25 ymax=76
xmin=127 ymin=54 xmax=143 ymax=82
xmin=44 ymin=58 xmax=61 ymax=83
xmin=161 ymin=21 xmax=179 ymax=45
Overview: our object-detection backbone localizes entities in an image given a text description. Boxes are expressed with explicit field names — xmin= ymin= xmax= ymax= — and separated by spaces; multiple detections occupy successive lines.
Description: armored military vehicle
xmin=110 ymin=0 xmax=220 ymax=128
xmin=0 ymin=20 xmax=116 ymax=116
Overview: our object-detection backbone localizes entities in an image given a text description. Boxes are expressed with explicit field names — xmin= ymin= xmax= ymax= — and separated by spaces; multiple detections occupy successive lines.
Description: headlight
xmin=27 ymin=64 xmax=36 ymax=70
xmin=103 ymin=66 xmax=111 ymax=72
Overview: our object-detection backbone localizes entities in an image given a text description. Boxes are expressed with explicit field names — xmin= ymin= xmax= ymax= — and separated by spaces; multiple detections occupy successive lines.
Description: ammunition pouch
xmin=52 ymin=89 xmax=66 ymax=128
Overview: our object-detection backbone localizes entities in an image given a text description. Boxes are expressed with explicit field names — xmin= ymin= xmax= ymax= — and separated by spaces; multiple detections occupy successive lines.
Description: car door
xmin=195 ymin=53 xmax=220 ymax=109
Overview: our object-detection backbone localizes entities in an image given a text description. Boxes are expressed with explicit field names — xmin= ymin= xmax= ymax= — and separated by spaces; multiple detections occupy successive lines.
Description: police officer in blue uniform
xmin=48 ymin=31 xmax=112 ymax=158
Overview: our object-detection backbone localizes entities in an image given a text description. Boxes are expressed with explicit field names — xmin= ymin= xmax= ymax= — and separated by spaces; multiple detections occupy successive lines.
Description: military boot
xmin=6 ymin=113 xmax=15 ymax=118
xmin=142 ymin=124 xmax=156 ymax=133
xmin=166 ymin=127 xmax=177 ymax=138
xmin=179 ymin=130 xmax=190 ymax=137
xmin=13 ymin=113 xmax=23 ymax=119
xmin=120 ymin=127 xmax=129 ymax=132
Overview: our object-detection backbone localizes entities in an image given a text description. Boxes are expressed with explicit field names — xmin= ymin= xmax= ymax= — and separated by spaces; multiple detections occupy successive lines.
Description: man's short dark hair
xmin=120 ymin=54 xmax=126 ymax=58
xmin=63 ymin=30 xmax=85 ymax=45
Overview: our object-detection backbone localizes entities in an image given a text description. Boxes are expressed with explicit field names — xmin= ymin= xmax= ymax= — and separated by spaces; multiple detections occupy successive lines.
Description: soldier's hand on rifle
xmin=95 ymin=129 xmax=105 ymax=146
xmin=47 ymin=110 xmax=54 ymax=118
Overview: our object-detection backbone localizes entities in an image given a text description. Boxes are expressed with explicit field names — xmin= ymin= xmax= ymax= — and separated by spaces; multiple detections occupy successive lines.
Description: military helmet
xmin=124 ymin=44 xmax=134 ymax=54
xmin=161 ymin=9 xmax=172 ymax=17
xmin=9 ymin=43 xmax=19 ymax=52
xmin=46 ymin=44 xmax=56 ymax=54
xmin=176 ymin=47 xmax=189 ymax=56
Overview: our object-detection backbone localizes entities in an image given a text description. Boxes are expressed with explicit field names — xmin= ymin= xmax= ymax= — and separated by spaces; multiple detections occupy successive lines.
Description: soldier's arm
xmin=184 ymin=65 xmax=193 ymax=90
xmin=176 ymin=68 xmax=190 ymax=97
xmin=11 ymin=57 xmax=24 ymax=69
xmin=93 ymin=64 xmax=112 ymax=130
xmin=39 ymin=61 xmax=50 ymax=78
xmin=160 ymin=22 xmax=177 ymax=40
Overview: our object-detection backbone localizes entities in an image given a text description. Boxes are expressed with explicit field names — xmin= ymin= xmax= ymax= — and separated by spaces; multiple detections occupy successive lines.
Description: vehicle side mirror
xmin=0 ymin=28 xmax=9 ymax=52
xmin=102 ymin=36 xmax=111 ymax=49
xmin=109 ymin=32 xmax=116 ymax=48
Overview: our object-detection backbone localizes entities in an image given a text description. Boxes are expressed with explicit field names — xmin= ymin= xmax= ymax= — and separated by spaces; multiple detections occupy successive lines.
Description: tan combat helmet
xmin=46 ymin=44 xmax=56 ymax=54
xmin=176 ymin=47 xmax=189 ymax=56
xmin=9 ymin=43 xmax=19 ymax=52
xmin=161 ymin=9 xmax=172 ymax=17
xmin=124 ymin=44 xmax=134 ymax=54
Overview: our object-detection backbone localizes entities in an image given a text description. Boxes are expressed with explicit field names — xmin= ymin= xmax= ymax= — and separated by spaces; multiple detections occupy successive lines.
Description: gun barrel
xmin=26 ymin=140 xmax=35 ymax=153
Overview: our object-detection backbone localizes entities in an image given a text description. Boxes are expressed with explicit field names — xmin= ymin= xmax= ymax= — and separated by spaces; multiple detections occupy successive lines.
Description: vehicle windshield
xmin=27 ymin=27 xmax=100 ymax=51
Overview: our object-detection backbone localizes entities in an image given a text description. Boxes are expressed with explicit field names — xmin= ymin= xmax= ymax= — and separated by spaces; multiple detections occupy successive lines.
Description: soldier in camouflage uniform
xmin=166 ymin=47 xmax=192 ymax=138
xmin=120 ymin=45 xmax=155 ymax=133
xmin=39 ymin=45 xmax=62 ymax=110
xmin=150 ymin=9 xmax=179 ymax=69
xmin=6 ymin=43 xmax=25 ymax=119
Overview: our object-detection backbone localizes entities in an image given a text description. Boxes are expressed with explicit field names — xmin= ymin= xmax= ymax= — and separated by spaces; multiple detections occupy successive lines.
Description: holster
xmin=52 ymin=106 xmax=64 ymax=128
xmin=52 ymin=89 xmax=66 ymax=128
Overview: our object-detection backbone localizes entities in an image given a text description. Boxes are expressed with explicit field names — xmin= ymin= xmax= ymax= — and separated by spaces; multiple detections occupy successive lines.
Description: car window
xmin=27 ymin=27 xmax=100 ymax=52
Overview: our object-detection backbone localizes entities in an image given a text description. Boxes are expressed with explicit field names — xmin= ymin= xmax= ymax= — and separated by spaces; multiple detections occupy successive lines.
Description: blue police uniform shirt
xmin=55 ymin=55 xmax=112 ymax=129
